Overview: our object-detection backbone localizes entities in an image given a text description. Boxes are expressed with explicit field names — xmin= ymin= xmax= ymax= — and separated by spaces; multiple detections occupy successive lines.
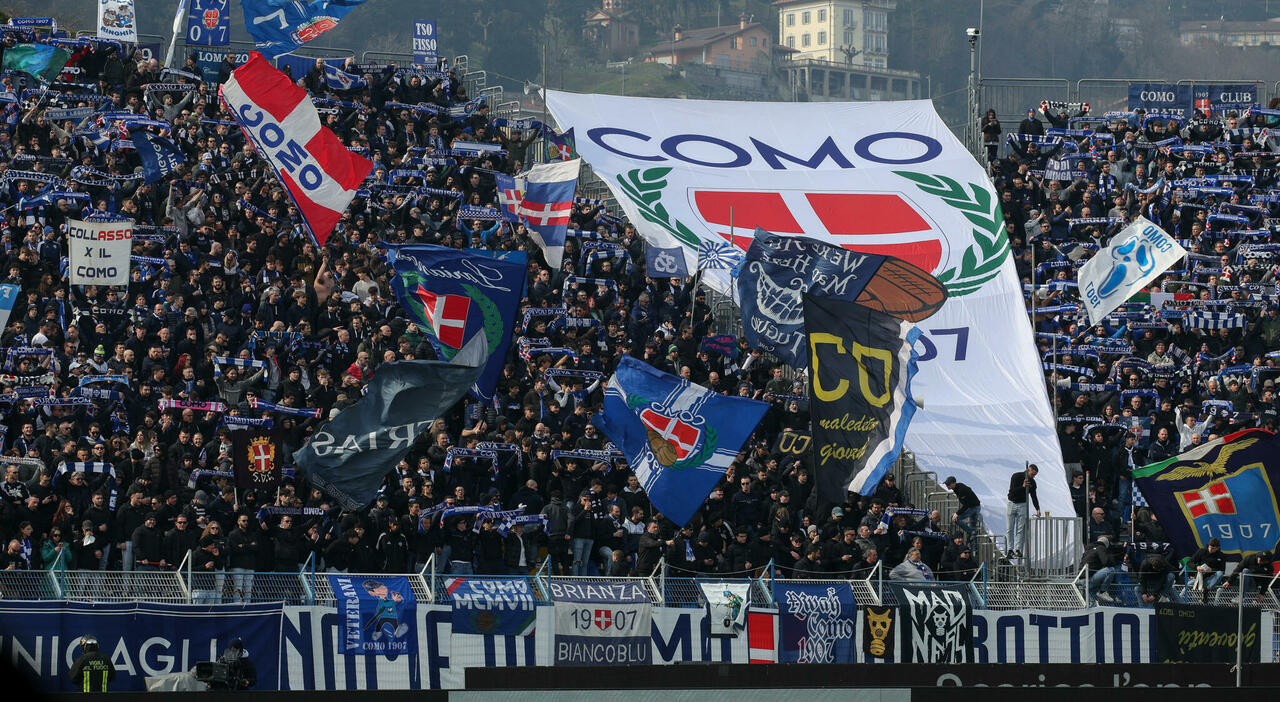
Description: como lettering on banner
xmin=67 ymin=217 xmax=132 ymax=287
xmin=446 ymin=577 xmax=536 ymax=636
xmin=219 ymin=52 xmax=373 ymax=246
xmin=543 ymin=91 xmax=1069 ymax=539
xmin=548 ymin=579 xmax=651 ymax=665
xmin=776 ymin=582 xmax=856 ymax=663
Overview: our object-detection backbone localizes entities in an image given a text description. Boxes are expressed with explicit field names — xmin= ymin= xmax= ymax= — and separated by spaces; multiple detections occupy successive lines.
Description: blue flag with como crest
xmin=385 ymin=244 xmax=525 ymax=400
xmin=240 ymin=0 xmax=368 ymax=59
xmin=593 ymin=356 xmax=769 ymax=528
xmin=1134 ymin=428 xmax=1280 ymax=560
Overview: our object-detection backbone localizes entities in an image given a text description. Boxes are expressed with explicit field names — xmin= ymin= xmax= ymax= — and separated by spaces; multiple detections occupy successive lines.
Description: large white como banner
xmin=545 ymin=92 xmax=1067 ymax=536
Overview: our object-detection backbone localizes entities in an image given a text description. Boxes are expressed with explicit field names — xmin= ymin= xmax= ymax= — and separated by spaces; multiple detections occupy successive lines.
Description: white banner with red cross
xmin=545 ymin=92 xmax=1069 ymax=538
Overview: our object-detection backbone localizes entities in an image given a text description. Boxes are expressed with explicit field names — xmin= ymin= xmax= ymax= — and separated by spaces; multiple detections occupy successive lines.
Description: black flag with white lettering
xmin=804 ymin=293 xmax=922 ymax=501
xmin=889 ymin=583 xmax=972 ymax=663
xmin=294 ymin=336 xmax=486 ymax=510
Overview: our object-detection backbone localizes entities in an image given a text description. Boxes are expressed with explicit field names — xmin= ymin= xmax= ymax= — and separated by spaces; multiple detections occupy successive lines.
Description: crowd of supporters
xmin=8 ymin=24 xmax=1277 ymax=604
xmin=986 ymin=100 xmax=1280 ymax=599
xmin=0 ymin=27 xmax=976 ymax=597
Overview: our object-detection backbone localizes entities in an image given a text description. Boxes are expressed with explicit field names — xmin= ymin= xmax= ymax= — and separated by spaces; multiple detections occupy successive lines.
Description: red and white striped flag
xmin=219 ymin=52 xmax=373 ymax=246
xmin=747 ymin=610 xmax=778 ymax=663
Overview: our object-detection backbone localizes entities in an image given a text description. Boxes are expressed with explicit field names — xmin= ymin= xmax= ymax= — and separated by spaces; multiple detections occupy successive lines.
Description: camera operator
xmin=68 ymin=635 xmax=116 ymax=692
xmin=212 ymin=638 xmax=256 ymax=690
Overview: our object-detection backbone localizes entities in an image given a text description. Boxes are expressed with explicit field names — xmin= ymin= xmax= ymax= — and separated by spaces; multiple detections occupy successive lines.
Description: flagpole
xmin=164 ymin=0 xmax=188 ymax=69
xmin=541 ymin=43 xmax=548 ymax=164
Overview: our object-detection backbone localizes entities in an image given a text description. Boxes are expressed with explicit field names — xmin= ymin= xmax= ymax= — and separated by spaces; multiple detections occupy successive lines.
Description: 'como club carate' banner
xmin=544 ymin=93 xmax=1067 ymax=536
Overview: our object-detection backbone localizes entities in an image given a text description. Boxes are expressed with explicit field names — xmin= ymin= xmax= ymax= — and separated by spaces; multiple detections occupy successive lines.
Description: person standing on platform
xmin=1006 ymin=464 xmax=1040 ymax=558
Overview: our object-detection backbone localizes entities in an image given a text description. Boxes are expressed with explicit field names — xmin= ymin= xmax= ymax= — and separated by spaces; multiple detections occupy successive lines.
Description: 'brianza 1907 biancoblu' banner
xmin=544 ymin=92 xmax=1067 ymax=536
xmin=548 ymin=579 xmax=651 ymax=665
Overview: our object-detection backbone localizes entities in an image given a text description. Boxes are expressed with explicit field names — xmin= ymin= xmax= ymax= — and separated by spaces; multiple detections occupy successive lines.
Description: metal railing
xmin=977 ymin=76 xmax=1280 ymax=156
xmin=981 ymin=77 xmax=1071 ymax=126
xmin=12 ymin=554 xmax=1280 ymax=615
xmin=1076 ymin=567 xmax=1280 ymax=611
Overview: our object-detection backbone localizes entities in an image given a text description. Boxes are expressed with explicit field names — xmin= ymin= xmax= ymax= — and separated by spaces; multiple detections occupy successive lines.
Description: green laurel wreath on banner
xmin=894 ymin=171 xmax=1009 ymax=297
xmin=615 ymin=167 xmax=702 ymax=249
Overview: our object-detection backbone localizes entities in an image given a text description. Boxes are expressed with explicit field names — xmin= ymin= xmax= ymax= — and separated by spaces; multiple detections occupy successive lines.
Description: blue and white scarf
xmin=212 ymin=356 xmax=266 ymax=378
xmin=1187 ymin=311 xmax=1247 ymax=329
xmin=443 ymin=448 xmax=498 ymax=473
xmin=248 ymin=397 xmax=322 ymax=418
xmin=56 ymin=462 xmax=117 ymax=508
xmin=31 ymin=396 xmax=95 ymax=407
xmin=543 ymin=368 xmax=604 ymax=383
xmin=497 ymin=513 xmax=548 ymax=536
xmin=74 ymin=386 xmax=123 ymax=403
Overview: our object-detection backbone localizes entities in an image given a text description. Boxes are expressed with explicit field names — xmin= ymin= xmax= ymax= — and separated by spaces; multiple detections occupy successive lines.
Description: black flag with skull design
xmin=889 ymin=583 xmax=972 ymax=663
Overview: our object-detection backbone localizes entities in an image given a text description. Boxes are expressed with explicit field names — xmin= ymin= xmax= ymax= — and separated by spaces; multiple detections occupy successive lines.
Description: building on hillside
xmin=772 ymin=0 xmax=922 ymax=102
xmin=1179 ymin=18 xmax=1280 ymax=46
xmin=773 ymin=0 xmax=894 ymax=68
xmin=640 ymin=14 xmax=775 ymax=72
xmin=584 ymin=0 xmax=640 ymax=59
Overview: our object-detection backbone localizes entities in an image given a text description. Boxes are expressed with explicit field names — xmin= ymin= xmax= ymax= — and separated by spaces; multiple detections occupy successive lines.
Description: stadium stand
xmin=0 ymin=14 xmax=1278 ymax=639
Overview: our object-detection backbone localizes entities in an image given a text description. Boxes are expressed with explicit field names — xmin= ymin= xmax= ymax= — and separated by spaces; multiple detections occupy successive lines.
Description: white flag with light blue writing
xmin=1078 ymin=216 xmax=1187 ymax=326
xmin=0 ymin=284 xmax=18 ymax=330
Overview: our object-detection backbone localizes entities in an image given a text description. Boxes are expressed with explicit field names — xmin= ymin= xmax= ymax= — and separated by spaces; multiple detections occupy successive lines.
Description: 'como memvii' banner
xmin=544 ymin=92 xmax=1067 ymax=535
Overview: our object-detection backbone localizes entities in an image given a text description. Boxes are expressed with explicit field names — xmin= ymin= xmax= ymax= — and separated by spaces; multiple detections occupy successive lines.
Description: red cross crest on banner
xmin=593 ymin=609 xmax=612 ymax=630
xmin=501 ymin=186 xmax=524 ymax=216
xmin=690 ymin=189 xmax=945 ymax=274
xmin=415 ymin=286 xmax=470 ymax=349
xmin=248 ymin=436 xmax=275 ymax=479
xmin=519 ymin=200 xmax=572 ymax=227
xmin=639 ymin=408 xmax=700 ymax=461
xmin=1194 ymin=97 xmax=1212 ymax=116
xmin=1179 ymin=481 xmax=1236 ymax=519
xmin=203 ymin=9 xmax=220 ymax=28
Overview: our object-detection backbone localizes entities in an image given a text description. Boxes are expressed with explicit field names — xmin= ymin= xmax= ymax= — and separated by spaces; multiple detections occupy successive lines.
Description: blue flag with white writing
xmin=593 ymin=356 xmax=769 ymax=528
xmin=327 ymin=575 xmax=417 ymax=654
xmin=323 ymin=62 xmax=367 ymax=91
xmin=187 ymin=0 xmax=230 ymax=46
xmin=385 ymin=244 xmax=526 ymax=400
xmin=240 ymin=0 xmax=368 ymax=59
xmin=130 ymin=131 xmax=185 ymax=184
xmin=445 ymin=577 xmax=537 ymax=636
